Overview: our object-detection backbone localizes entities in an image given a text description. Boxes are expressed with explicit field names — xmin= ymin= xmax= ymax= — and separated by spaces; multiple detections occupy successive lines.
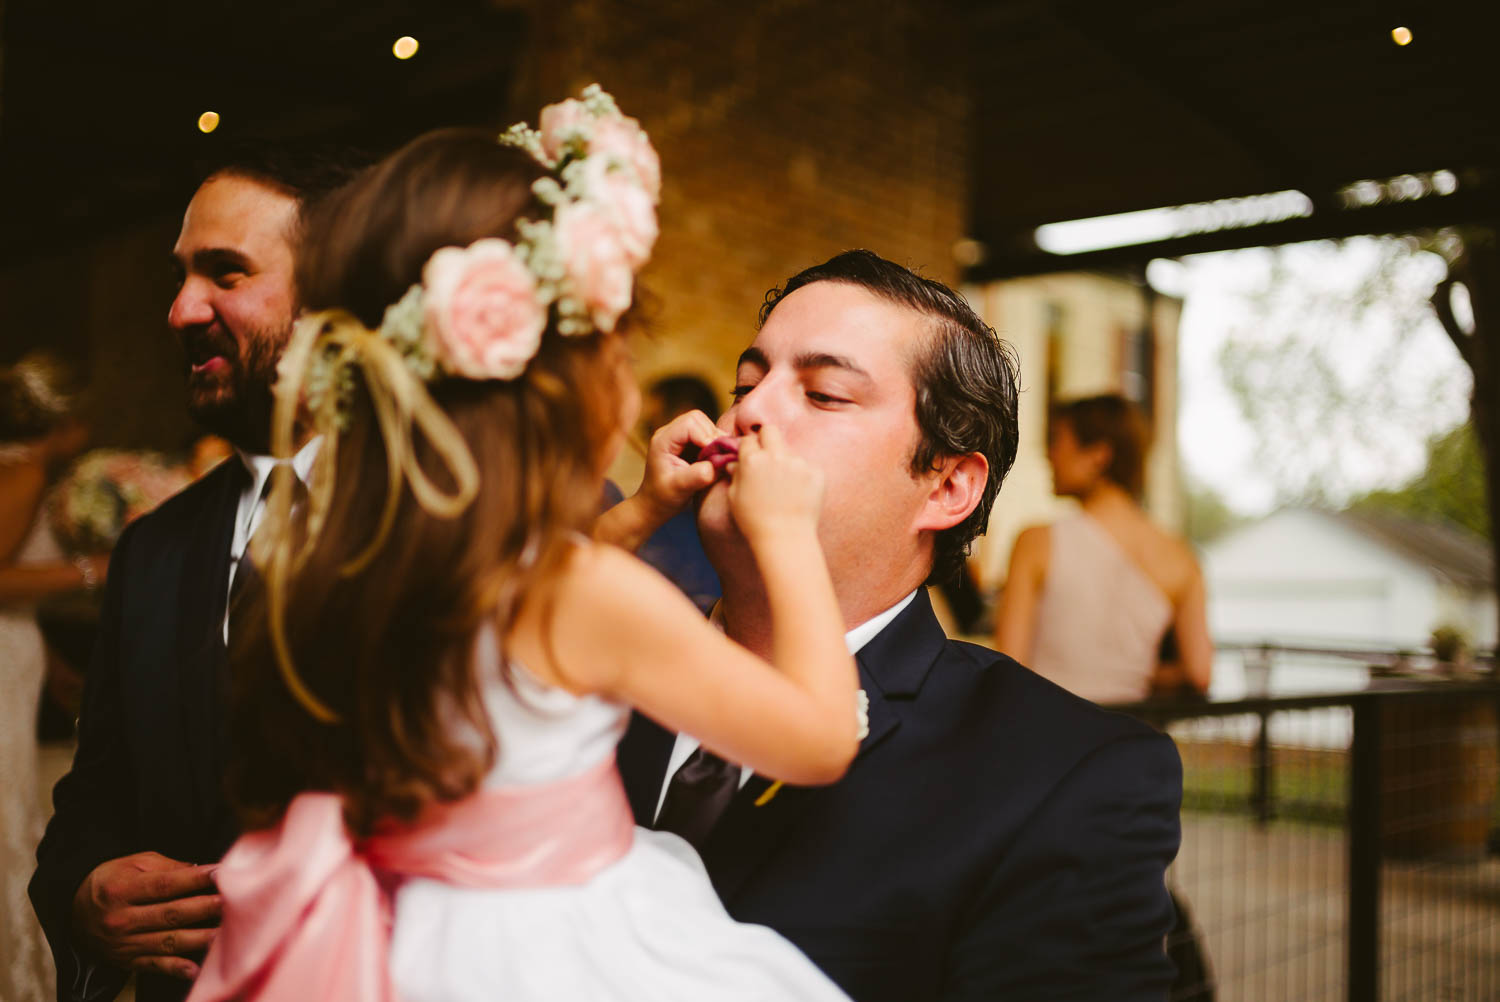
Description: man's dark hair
xmin=759 ymin=249 xmax=1020 ymax=585
xmin=193 ymin=142 xmax=370 ymax=242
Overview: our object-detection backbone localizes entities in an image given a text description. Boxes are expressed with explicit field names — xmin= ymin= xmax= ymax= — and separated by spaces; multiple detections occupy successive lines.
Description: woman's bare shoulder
xmin=1152 ymin=528 xmax=1203 ymax=599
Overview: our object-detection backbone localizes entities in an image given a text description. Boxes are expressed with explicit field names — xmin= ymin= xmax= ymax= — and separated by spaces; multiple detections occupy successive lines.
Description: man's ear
xmin=915 ymin=452 xmax=989 ymax=533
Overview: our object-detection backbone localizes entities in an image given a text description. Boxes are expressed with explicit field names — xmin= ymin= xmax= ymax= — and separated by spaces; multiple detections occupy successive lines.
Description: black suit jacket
xmin=31 ymin=461 xmax=244 ymax=1002
xmin=618 ymin=589 xmax=1183 ymax=1002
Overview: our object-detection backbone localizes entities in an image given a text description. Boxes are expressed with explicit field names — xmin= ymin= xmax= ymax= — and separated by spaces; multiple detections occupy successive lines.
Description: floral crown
xmin=262 ymin=86 xmax=659 ymax=723
xmin=287 ymin=84 xmax=660 ymax=430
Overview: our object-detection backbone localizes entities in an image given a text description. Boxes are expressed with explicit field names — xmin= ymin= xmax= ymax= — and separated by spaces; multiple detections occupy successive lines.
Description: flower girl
xmin=186 ymin=88 xmax=856 ymax=1002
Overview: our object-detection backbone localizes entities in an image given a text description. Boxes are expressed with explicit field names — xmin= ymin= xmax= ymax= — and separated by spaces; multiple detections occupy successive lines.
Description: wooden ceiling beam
xmin=966 ymin=176 xmax=1500 ymax=281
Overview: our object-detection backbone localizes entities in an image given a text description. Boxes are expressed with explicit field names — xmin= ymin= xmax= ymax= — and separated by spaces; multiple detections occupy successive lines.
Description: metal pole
xmin=1348 ymin=696 xmax=1381 ymax=1002
xmin=1253 ymin=709 xmax=1273 ymax=825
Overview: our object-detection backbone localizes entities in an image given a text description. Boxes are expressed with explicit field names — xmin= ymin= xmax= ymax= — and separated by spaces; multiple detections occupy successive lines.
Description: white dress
xmin=387 ymin=629 xmax=851 ymax=1002
xmin=0 ymin=492 xmax=62 ymax=1002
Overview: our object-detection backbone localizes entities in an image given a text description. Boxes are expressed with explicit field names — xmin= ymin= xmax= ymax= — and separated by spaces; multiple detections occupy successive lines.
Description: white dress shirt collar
xmin=654 ymin=587 xmax=922 ymax=821
xmin=231 ymin=439 xmax=321 ymax=562
xmin=223 ymin=439 xmax=321 ymax=643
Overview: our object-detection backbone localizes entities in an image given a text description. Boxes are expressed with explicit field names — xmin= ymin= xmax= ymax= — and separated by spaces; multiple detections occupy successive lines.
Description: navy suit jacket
xmin=31 ymin=461 xmax=243 ymax=1002
xmin=618 ymin=588 xmax=1183 ymax=1001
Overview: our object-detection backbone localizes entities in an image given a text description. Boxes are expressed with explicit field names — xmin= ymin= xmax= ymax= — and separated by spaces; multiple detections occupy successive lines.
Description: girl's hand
xmin=637 ymin=409 xmax=719 ymax=520
xmin=728 ymin=425 xmax=823 ymax=546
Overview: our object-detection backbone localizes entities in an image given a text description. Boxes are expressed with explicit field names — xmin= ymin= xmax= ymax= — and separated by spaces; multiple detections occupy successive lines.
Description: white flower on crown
xmin=380 ymin=285 xmax=438 ymax=382
xmin=422 ymin=239 xmax=549 ymax=380
xmin=537 ymin=98 xmax=593 ymax=165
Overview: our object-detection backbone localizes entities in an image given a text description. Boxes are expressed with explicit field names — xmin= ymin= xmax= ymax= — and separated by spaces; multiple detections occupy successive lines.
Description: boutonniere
xmin=756 ymin=689 xmax=870 ymax=808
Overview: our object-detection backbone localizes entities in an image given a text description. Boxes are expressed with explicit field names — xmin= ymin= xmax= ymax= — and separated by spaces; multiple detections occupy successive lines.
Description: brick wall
xmin=0 ymin=215 xmax=198 ymax=453
xmin=514 ymin=0 xmax=971 ymax=414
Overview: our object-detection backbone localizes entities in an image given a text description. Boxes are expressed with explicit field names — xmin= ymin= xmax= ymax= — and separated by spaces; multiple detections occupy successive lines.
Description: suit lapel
xmin=617 ymin=710 xmax=676 ymax=825
xmin=173 ymin=462 xmax=244 ymax=841
xmin=702 ymin=589 xmax=948 ymax=902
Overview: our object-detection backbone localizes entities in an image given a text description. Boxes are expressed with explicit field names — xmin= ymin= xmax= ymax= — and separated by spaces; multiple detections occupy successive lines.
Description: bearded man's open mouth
xmin=183 ymin=333 xmax=238 ymax=379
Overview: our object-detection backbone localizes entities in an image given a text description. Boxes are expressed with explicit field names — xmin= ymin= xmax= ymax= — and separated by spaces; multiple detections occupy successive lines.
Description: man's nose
xmin=167 ymin=279 xmax=214 ymax=331
xmin=729 ymin=381 xmax=775 ymax=435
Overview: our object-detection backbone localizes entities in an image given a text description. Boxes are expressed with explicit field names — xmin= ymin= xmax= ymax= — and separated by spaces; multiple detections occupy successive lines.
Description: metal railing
xmin=1115 ymin=646 xmax=1500 ymax=1002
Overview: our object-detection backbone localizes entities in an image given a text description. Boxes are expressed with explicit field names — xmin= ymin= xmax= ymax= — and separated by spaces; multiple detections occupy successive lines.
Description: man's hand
xmin=71 ymin=852 xmax=221 ymax=980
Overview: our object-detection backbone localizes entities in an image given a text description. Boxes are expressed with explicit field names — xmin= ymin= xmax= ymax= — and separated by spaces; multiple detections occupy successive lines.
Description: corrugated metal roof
xmin=1336 ymin=510 xmax=1493 ymax=591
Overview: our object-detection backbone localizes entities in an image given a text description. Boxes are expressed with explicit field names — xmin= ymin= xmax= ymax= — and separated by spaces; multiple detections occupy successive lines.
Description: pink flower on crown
xmin=538 ymin=98 xmax=592 ymax=164
xmin=554 ymin=202 xmax=636 ymax=333
xmin=580 ymin=156 xmax=658 ymax=269
xmin=588 ymin=115 xmax=661 ymax=202
xmin=422 ymin=239 xmax=546 ymax=380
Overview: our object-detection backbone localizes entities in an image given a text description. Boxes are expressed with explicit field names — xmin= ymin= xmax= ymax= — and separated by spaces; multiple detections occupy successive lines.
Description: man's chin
xmin=186 ymin=394 xmax=266 ymax=452
xmin=694 ymin=481 xmax=750 ymax=565
xmin=185 ymin=386 xmax=240 ymax=422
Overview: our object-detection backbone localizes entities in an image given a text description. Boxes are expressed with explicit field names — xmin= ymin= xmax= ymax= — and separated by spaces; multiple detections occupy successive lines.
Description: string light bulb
xmin=1391 ymin=26 xmax=1413 ymax=46
xmin=197 ymin=111 xmax=220 ymax=134
xmin=393 ymin=36 xmax=419 ymax=60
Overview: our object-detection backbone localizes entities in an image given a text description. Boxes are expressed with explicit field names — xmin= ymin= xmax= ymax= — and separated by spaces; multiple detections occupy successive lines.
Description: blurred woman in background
xmin=995 ymin=393 xmax=1212 ymax=703
xmin=0 ymin=352 xmax=107 ymax=1002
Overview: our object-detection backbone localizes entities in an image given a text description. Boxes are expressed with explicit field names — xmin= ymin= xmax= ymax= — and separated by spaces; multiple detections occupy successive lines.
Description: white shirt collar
xmin=707 ymin=587 xmax=919 ymax=655
xmin=231 ymin=438 xmax=322 ymax=562
xmin=655 ymin=587 xmax=922 ymax=820
xmin=235 ymin=438 xmax=321 ymax=500
xmin=843 ymin=589 xmax=919 ymax=655
xmin=223 ymin=438 xmax=322 ymax=644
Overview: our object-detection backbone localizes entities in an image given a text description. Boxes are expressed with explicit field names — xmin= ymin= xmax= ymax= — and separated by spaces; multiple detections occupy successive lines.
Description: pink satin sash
xmin=186 ymin=754 xmax=635 ymax=1002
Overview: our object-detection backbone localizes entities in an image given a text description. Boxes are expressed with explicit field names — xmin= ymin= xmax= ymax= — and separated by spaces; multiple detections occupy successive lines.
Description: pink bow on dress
xmin=186 ymin=754 xmax=635 ymax=1002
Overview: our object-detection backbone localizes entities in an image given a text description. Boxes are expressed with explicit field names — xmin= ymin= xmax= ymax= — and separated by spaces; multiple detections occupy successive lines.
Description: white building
xmin=1203 ymin=507 xmax=1495 ymax=699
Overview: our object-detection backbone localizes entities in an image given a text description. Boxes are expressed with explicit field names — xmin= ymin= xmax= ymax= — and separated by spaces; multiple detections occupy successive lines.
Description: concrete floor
xmin=1175 ymin=813 xmax=1500 ymax=1001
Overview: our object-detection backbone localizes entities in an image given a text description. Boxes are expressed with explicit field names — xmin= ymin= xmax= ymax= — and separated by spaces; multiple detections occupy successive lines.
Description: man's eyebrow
xmin=735 ymin=346 xmax=770 ymax=371
xmin=188 ymin=247 xmax=253 ymax=273
xmin=736 ymin=346 xmax=871 ymax=381
xmin=792 ymin=351 xmax=871 ymax=381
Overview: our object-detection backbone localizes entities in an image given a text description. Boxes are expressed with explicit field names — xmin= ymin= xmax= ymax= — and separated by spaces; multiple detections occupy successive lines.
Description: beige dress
xmin=0 ymin=485 xmax=62 ymax=1002
xmin=1029 ymin=513 xmax=1172 ymax=705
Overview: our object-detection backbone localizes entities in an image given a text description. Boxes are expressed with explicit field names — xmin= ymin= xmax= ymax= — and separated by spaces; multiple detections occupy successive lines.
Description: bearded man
xmin=31 ymin=149 xmax=358 ymax=1002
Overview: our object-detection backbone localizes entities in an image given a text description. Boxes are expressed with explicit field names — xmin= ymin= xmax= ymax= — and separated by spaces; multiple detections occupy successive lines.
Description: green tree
xmin=1346 ymin=423 xmax=1490 ymax=539
xmin=1216 ymin=237 xmax=1468 ymax=506
xmin=1184 ymin=480 xmax=1242 ymax=545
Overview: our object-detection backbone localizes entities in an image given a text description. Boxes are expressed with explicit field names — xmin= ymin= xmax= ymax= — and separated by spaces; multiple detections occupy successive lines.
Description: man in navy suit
xmin=30 ymin=149 xmax=356 ymax=1002
xmin=618 ymin=250 xmax=1183 ymax=1001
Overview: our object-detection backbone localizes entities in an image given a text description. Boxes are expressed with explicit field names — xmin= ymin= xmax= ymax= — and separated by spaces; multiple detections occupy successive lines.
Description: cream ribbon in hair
xmin=256 ymin=310 xmax=481 ymax=723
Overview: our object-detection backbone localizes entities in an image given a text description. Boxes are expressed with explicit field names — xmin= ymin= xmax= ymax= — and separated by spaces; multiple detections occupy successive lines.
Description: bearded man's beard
xmin=182 ymin=324 xmax=286 ymax=454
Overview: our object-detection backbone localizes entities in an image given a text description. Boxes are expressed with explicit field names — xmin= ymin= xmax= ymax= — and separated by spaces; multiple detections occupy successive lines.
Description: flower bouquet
xmin=49 ymin=449 xmax=191 ymax=554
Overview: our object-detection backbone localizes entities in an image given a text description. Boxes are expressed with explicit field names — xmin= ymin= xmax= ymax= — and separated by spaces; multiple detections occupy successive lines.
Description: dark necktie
xmin=654 ymin=746 xmax=742 ymax=849
xmin=228 ymin=471 xmax=306 ymax=643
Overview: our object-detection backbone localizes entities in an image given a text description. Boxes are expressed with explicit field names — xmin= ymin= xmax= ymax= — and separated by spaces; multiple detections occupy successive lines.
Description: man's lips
xmin=190 ymin=356 xmax=230 ymax=377
xmin=696 ymin=437 xmax=739 ymax=474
